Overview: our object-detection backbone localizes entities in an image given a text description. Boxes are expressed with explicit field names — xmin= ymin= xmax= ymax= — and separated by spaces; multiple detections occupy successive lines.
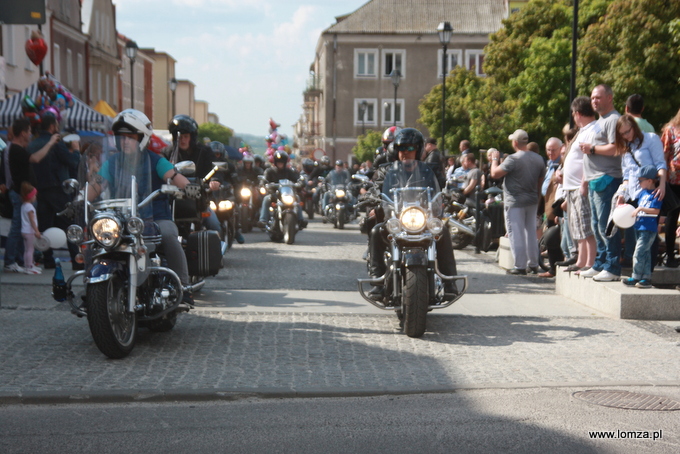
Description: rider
xmin=310 ymin=155 xmax=332 ymax=209
xmin=257 ymin=150 xmax=307 ymax=229
xmin=87 ymin=109 xmax=194 ymax=305
xmin=373 ymin=126 xmax=401 ymax=168
xmin=321 ymin=160 xmax=353 ymax=214
xmin=367 ymin=128 xmax=458 ymax=298
xmin=163 ymin=115 xmax=223 ymax=236
xmin=209 ymin=141 xmax=245 ymax=244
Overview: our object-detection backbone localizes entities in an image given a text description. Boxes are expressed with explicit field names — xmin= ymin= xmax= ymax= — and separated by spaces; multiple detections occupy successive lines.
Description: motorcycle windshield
xmin=83 ymin=134 xmax=156 ymax=219
xmin=327 ymin=171 xmax=349 ymax=185
xmin=382 ymin=160 xmax=442 ymax=217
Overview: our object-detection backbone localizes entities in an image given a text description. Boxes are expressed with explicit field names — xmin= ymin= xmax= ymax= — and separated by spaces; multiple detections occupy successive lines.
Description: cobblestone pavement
xmin=1 ymin=308 xmax=679 ymax=400
xmin=1 ymin=219 xmax=680 ymax=401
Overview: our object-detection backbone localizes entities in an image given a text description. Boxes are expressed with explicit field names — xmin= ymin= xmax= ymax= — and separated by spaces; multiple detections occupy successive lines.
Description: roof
xmin=325 ymin=0 xmax=507 ymax=35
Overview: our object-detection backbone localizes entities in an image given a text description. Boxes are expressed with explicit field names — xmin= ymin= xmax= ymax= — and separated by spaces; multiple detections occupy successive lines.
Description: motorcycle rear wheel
xmin=450 ymin=224 xmax=474 ymax=250
xmin=402 ymin=266 xmax=428 ymax=338
xmin=283 ymin=212 xmax=297 ymax=244
xmin=86 ymin=275 xmax=137 ymax=359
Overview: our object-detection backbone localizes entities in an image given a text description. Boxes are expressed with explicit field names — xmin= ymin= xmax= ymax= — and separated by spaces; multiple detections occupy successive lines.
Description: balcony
xmin=303 ymin=75 xmax=323 ymax=99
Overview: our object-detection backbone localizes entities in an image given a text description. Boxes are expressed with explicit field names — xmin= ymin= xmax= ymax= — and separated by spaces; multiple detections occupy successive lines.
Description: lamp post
xmin=358 ymin=100 xmax=368 ymax=135
xmin=437 ymin=21 xmax=453 ymax=153
xmin=569 ymin=0 xmax=579 ymax=128
xmin=169 ymin=77 xmax=178 ymax=119
xmin=125 ymin=40 xmax=138 ymax=109
xmin=390 ymin=69 xmax=401 ymax=127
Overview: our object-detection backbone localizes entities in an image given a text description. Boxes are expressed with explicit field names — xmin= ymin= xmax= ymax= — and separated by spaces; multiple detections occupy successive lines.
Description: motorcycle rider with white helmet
xmin=87 ymin=109 xmax=194 ymax=305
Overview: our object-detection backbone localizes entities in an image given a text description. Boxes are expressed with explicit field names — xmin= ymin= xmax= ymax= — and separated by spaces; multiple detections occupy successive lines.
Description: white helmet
xmin=112 ymin=109 xmax=153 ymax=152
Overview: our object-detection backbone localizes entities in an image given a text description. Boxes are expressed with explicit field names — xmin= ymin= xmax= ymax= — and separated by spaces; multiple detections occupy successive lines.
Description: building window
xmin=53 ymin=44 xmax=61 ymax=80
xmin=66 ymin=49 xmax=73 ymax=86
xmin=354 ymin=99 xmax=377 ymax=126
xmin=466 ymin=50 xmax=485 ymax=76
xmin=24 ymin=27 xmax=32 ymax=70
xmin=437 ymin=49 xmax=462 ymax=78
xmin=5 ymin=26 xmax=16 ymax=65
xmin=382 ymin=50 xmax=405 ymax=78
xmin=77 ymin=53 xmax=83 ymax=90
xmin=355 ymin=49 xmax=378 ymax=78
xmin=382 ymin=99 xmax=404 ymax=127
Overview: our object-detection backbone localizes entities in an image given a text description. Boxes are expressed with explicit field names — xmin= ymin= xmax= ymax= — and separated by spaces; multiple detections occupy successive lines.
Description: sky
xmin=114 ymin=0 xmax=369 ymax=139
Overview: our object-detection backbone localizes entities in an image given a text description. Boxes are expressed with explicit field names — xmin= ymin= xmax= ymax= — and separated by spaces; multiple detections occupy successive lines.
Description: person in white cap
xmin=489 ymin=129 xmax=545 ymax=275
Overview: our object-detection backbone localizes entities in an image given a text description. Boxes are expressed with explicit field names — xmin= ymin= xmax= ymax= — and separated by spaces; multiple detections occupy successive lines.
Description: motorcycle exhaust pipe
xmin=447 ymin=218 xmax=475 ymax=237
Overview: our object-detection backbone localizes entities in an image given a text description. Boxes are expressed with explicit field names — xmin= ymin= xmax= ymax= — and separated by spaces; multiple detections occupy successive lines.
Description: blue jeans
xmin=589 ymin=177 xmax=622 ymax=276
xmin=632 ymin=230 xmax=656 ymax=280
xmin=559 ymin=214 xmax=576 ymax=258
xmin=203 ymin=208 xmax=222 ymax=236
xmin=4 ymin=189 xmax=25 ymax=266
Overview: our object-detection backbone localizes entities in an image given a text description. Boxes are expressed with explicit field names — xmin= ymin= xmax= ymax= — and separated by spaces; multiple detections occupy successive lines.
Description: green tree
xmin=197 ymin=123 xmax=234 ymax=145
xmin=352 ymin=129 xmax=382 ymax=163
xmin=578 ymin=0 xmax=680 ymax=129
xmin=418 ymin=67 xmax=481 ymax=153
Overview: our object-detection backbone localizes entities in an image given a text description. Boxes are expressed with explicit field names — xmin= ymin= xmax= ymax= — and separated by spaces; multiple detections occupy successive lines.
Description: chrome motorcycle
xmin=261 ymin=177 xmax=301 ymax=244
xmin=358 ymin=163 xmax=468 ymax=337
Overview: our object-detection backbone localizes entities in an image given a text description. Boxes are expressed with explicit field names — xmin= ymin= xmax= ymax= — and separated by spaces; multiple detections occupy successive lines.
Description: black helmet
xmin=393 ymin=128 xmax=424 ymax=160
xmin=209 ymin=141 xmax=225 ymax=160
xmin=386 ymin=142 xmax=399 ymax=163
xmin=335 ymin=160 xmax=344 ymax=167
xmin=169 ymin=114 xmax=198 ymax=144
xmin=302 ymin=158 xmax=315 ymax=174
xmin=273 ymin=150 xmax=289 ymax=165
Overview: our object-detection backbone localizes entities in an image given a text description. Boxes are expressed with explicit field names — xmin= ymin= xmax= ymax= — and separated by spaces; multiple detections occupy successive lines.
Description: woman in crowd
xmin=661 ymin=108 xmax=680 ymax=267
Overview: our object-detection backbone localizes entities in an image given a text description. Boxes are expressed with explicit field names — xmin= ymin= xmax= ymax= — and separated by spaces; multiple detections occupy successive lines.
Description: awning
xmin=0 ymin=77 xmax=112 ymax=131
xmin=94 ymin=99 xmax=116 ymax=118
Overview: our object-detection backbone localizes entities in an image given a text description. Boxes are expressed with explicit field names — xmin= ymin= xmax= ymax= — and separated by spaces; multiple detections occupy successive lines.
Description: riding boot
xmin=368 ymin=223 xmax=387 ymax=297
xmin=437 ymin=229 xmax=459 ymax=295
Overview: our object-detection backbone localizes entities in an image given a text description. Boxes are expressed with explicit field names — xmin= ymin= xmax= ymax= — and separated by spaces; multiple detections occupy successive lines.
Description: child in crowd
xmin=20 ymin=181 xmax=42 ymax=275
xmin=622 ymin=165 xmax=661 ymax=288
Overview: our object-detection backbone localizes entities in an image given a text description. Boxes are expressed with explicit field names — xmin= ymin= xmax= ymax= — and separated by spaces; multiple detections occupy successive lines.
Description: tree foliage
xmin=352 ymin=129 xmax=382 ymax=163
xmin=197 ymin=123 xmax=234 ymax=146
xmin=417 ymin=0 xmax=680 ymax=154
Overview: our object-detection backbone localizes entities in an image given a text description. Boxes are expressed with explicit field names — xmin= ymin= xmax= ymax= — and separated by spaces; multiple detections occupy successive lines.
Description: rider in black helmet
xmin=257 ymin=151 xmax=307 ymax=229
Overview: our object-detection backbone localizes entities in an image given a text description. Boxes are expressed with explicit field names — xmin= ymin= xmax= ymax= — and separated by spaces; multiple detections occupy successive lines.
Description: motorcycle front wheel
xmin=283 ymin=212 xmax=297 ymax=244
xmin=241 ymin=206 xmax=252 ymax=233
xmin=86 ymin=275 xmax=137 ymax=359
xmin=402 ymin=266 xmax=428 ymax=338
xmin=338 ymin=207 xmax=346 ymax=229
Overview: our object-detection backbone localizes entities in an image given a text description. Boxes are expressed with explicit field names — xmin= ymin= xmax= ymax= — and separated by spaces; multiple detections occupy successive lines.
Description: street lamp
xmin=169 ymin=77 xmax=178 ymax=119
xmin=125 ymin=40 xmax=138 ymax=109
xmin=390 ymin=69 xmax=401 ymax=127
xmin=437 ymin=21 xmax=453 ymax=152
xmin=358 ymin=100 xmax=368 ymax=135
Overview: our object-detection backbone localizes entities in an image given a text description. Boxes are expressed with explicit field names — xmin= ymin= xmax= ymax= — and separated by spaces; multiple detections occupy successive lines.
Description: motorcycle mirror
xmin=62 ymin=178 xmax=80 ymax=194
xmin=175 ymin=161 xmax=196 ymax=177
xmin=211 ymin=161 xmax=229 ymax=170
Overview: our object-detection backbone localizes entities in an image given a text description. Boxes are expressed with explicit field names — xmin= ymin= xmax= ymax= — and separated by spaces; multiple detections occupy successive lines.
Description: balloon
xmin=269 ymin=118 xmax=280 ymax=131
xmin=612 ymin=204 xmax=636 ymax=229
xmin=21 ymin=96 xmax=37 ymax=113
xmin=54 ymin=94 xmax=66 ymax=111
xmin=25 ymin=37 xmax=48 ymax=66
xmin=39 ymin=227 xmax=67 ymax=250
xmin=40 ymin=106 xmax=61 ymax=122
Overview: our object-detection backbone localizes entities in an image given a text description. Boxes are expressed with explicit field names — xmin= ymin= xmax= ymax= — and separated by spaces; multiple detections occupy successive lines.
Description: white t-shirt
xmin=21 ymin=202 xmax=37 ymax=235
xmin=562 ymin=121 xmax=599 ymax=190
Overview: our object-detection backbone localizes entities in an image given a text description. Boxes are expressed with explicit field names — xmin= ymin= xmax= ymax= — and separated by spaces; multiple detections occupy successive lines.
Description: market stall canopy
xmin=93 ymin=99 xmax=116 ymax=118
xmin=0 ymin=78 xmax=112 ymax=131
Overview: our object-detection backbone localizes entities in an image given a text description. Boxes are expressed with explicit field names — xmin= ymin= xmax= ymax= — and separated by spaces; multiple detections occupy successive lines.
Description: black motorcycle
xmin=236 ymin=179 xmax=259 ymax=233
xmin=323 ymin=183 xmax=353 ymax=229
xmin=357 ymin=164 xmax=468 ymax=338
xmin=260 ymin=177 xmax=301 ymax=244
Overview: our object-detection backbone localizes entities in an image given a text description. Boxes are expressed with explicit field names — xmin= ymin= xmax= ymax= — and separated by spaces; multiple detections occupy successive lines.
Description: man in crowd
xmin=625 ymin=94 xmax=655 ymax=133
xmin=490 ymin=129 xmax=545 ymax=275
xmin=422 ymin=137 xmax=446 ymax=188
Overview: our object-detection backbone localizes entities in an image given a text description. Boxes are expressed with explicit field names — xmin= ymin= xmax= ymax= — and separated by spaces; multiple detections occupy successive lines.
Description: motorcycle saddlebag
xmin=186 ymin=230 xmax=222 ymax=277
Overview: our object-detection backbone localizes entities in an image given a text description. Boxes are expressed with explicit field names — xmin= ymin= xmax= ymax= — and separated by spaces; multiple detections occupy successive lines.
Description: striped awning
xmin=0 ymin=78 xmax=112 ymax=132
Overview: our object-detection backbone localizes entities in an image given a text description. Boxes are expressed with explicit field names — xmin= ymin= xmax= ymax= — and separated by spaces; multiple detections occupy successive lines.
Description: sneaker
xmin=235 ymin=231 xmax=245 ymax=244
xmin=256 ymin=220 xmax=266 ymax=229
xmin=3 ymin=263 xmax=25 ymax=273
xmin=528 ymin=266 xmax=540 ymax=275
xmin=23 ymin=266 xmax=41 ymax=275
xmin=635 ymin=279 xmax=652 ymax=289
xmin=621 ymin=277 xmax=638 ymax=287
xmin=666 ymin=257 xmax=680 ymax=268
xmin=578 ymin=267 xmax=600 ymax=278
xmin=593 ymin=270 xmax=620 ymax=282
xmin=506 ymin=268 xmax=527 ymax=275
xmin=556 ymin=256 xmax=578 ymax=267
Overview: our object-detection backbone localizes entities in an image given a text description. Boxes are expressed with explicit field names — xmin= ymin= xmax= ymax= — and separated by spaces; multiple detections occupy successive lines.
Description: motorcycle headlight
xmin=428 ymin=218 xmax=444 ymax=235
xmin=90 ymin=215 xmax=122 ymax=248
xmin=240 ymin=187 xmax=252 ymax=198
xmin=335 ymin=189 xmax=346 ymax=198
xmin=126 ymin=217 xmax=144 ymax=235
xmin=281 ymin=194 xmax=295 ymax=205
xmin=400 ymin=207 xmax=426 ymax=233
xmin=209 ymin=201 xmax=217 ymax=211
xmin=66 ymin=224 xmax=84 ymax=244
xmin=219 ymin=200 xmax=233 ymax=211
xmin=259 ymin=187 xmax=267 ymax=195
xmin=386 ymin=218 xmax=401 ymax=234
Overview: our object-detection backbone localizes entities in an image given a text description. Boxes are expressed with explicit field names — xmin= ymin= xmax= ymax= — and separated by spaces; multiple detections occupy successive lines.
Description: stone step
xmin=555 ymin=265 xmax=680 ymax=320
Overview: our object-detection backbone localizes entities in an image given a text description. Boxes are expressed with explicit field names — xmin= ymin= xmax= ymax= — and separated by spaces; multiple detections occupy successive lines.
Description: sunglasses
xmin=396 ymin=145 xmax=417 ymax=152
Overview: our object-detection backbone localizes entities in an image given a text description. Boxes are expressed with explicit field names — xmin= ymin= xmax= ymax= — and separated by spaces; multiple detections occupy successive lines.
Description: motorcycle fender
xmin=86 ymin=260 xmax=126 ymax=284
xmin=403 ymin=249 xmax=428 ymax=268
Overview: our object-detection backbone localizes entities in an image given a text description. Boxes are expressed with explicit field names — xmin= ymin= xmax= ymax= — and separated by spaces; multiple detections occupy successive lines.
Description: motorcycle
xmin=324 ymin=183 xmax=353 ymax=229
xmin=444 ymin=185 xmax=505 ymax=252
xmin=209 ymin=182 xmax=237 ymax=248
xmin=236 ymin=179 xmax=259 ymax=233
xmin=54 ymin=166 xmax=202 ymax=359
xmin=299 ymin=173 xmax=317 ymax=220
xmin=357 ymin=163 xmax=468 ymax=338
xmin=260 ymin=176 xmax=301 ymax=244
